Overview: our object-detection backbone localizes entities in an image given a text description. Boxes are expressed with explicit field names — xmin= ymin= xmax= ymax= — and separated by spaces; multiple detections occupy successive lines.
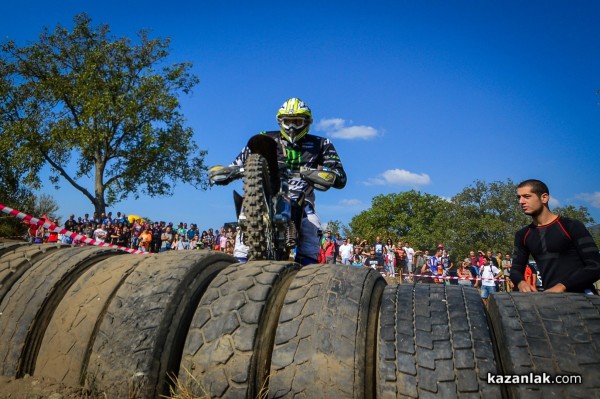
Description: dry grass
xmin=163 ymin=367 xmax=209 ymax=399
xmin=164 ymin=367 xmax=271 ymax=399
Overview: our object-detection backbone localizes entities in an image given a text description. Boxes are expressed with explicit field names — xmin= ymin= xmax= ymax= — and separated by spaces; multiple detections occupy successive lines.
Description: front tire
xmin=242 ymin=153 xmax=275 ymax=261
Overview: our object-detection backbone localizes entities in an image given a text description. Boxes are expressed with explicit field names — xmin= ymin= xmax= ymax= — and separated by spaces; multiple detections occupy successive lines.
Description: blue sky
xmin=2 ymin=1 xmax=600 ymax=229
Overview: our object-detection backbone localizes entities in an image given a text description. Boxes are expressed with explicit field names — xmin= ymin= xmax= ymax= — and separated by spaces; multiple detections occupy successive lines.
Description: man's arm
xmin=510 ymin=228 xmax=532 ymax=291
xmin=559 ymin=219 xmax=600 ymax=291
xmin=321 ymin=138 xmax=347 ymax=189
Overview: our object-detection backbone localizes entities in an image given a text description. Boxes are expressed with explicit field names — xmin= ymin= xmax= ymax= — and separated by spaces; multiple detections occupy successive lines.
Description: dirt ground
xmin=0 ymin=375 xmax=96 ymax=399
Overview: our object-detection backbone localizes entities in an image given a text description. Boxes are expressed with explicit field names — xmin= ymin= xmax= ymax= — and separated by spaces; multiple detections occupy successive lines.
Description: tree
xmin=0 ymin=13 xmax=206 ymax=216
xmin=554 ymin=204 xmax=595 ymax=226
xmin=32 ymin=194 xmax=60 ymax=221
xmin=449 ymin=179 xmax=528 ymax=257
xmin=349 ymin=190 xmax=452 ymax=250
xmin=324 ymin=219 xmax=351 ymax=239
xmin=0 ymin=132 xmax=35 ymax=236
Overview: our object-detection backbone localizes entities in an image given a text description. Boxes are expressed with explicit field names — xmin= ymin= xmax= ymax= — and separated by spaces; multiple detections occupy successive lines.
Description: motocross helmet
xmin=276 ymin=98 xmax=313 ymax=144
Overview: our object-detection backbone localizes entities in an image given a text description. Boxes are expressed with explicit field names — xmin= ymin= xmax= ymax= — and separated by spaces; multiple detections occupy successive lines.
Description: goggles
xmin=279 ymin=116 xmax=307 ymax=129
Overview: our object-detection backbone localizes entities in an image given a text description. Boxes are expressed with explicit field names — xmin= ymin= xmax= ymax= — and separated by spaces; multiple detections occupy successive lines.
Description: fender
xmin=246 ymin=134 xmax=281 ymax=195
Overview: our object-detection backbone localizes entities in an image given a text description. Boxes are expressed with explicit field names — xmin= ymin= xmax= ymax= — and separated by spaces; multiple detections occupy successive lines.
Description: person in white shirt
xmin=338 ymin=238 xmax=354 ymax=265
xmin=233 ymin=227 xmax=249 ymax=262
xmin=93 ymin=224 xmax=107 ymax=243
xmin=479 ymin=256 xmax=502 ymax=306
xmin=403 ymin=241 xmax=415 ymax=274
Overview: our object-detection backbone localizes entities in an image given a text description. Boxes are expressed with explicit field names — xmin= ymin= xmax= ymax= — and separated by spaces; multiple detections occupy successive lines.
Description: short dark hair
xmin=518 ymin=179 xmax=549 ymax=197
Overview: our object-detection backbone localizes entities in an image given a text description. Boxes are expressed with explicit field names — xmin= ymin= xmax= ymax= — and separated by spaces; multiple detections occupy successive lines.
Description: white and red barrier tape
xmin=0 ymin=203 xmax=145 ymax=255
xmin=401 ymin=273 xmax=507 ymax=282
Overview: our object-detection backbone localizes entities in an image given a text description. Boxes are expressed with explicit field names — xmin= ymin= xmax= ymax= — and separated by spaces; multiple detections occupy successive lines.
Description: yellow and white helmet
xmin=276 ymin=98 xmax=313 ymax=144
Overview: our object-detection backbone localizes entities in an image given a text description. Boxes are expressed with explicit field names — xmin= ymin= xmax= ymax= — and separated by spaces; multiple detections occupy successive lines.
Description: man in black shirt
xmin=510 ymin=179 xmax=600 ymax=293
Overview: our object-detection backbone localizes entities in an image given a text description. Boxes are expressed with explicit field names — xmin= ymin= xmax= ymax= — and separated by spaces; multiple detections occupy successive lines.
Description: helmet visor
xmin=279 ymin=116 xmax=307 ymax=130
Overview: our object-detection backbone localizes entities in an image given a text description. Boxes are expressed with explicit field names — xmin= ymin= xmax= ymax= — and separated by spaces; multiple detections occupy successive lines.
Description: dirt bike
xmin=209 ymin=134 xmax=337 ymax=262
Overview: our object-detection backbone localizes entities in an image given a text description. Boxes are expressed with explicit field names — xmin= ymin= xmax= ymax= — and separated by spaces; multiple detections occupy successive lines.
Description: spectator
xmin=33 ymin=220 xmax=45 ymax=244
xmin=64 ymin=214 xmax=78 ymax=232
xmin=457 ymin=260 xmax=473 ymax=286
xmin=187 ymin=223 xmax=199 ymax=242
xmin=339 ymin=238 xmax=354 ymax=265
xmin=403 ymin=241 xmax=415 ymax=275
xmin=353 ymin=245 xmax=365 ymax=265
xmin=93 ymin=224 xmax=108 ymax=243
xmin=160 ymin=226 xmax=173 ymax=252
xmin=323 ymin=236 xmax=336 ymax=264
xmin=395 ymin=243 xmax=407 ymax=280
xmin=151 ymin=222 xmax=162 ymax=253
xmin=429 ymin=246 xmax=444 ymax=274
xmin=501 ymin=253 xmax=512 ymax=292
xmin=219 ymin=231 xmax=228 ymax=252
xmin=188 ymin=234 xmax=198 ymax=250
xmin=384 ymin=239 xmax=396 ymax=277
xmin=131 ymin=219 xmax=142 ymax=249
xmin=351 ymin=254 xmax=363 ymax=267
xmin=479 ymin=256 xmax=502 ymax=306
xmin=434 ymin=264 xmax=446 ymax=284
xmin=138 ymin=228 xmax=152 ymax=252
xmin=373 ymin=236 xmax=385 ymax=266
xmin=233 ymin=227 xmax=249 ymax=262
xmin=469 ymin=250 xmax=479 ymax=267
xmin=364 ymin=249 xmax=383 ymax=272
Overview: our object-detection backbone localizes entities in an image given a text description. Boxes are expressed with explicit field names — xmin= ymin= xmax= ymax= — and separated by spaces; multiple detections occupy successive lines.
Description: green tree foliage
xmin=347 ymin=180 xmax=598 ymax=261
xmin=0 ymin=150 xmax=35 ymax=237
xmin=349 ymin=190 xmax=453 ymax=250
xmin=554 ymin=204 xmax=595 ymax=225
xmin=32 ymin=194 xmax=60 ymax=221
xmin=0 ymin=13 xmax=206 ymax=216
xmin=449 ymin=179 xmax=528 ymax=257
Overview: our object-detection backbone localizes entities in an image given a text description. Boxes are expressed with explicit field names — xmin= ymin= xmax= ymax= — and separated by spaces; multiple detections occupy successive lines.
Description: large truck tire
xmin=268 ymin=264 xmax=386 ymax=399
xmin=34 ymin=252 xmax=149 ymax=386
xmin=0 ymin=242 xmax=29 ymax=257
xmin=0 ymin=246 xmax=121 ymax=377
xmin=180 ymin=260 xmax=301 ymax=398
xmin=0 ymin=243 xmax=66 ymax=304
xmin=88 ymin=251 xmax=237 ymax=398
xmin=377 ymin=284 xmax=502 ymax=399
xmin=488 ymin=292 xmax=600 ymax=399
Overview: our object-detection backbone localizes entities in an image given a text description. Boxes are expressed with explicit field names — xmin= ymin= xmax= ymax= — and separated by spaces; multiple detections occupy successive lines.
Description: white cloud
xmin=364 ymin=169 xmax=431 ymax=187
xmin=575 ymin=192 xmax=600 ymax=208
xmin=548 ymin=196 xmax=561 ymax=208
xmin=339 ymin=198 xmax=363 ymax=206
xmin=315 ymin=118 xmax=345 ymax=131
xmin=315 ymin=118 xmax=379 ymax=140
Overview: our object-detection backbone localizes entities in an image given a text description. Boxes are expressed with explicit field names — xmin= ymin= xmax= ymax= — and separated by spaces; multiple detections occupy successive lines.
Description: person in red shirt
xmin=47 ymin=219 xmax=59 ymax=243
xmin=323 ymin=236 xmax=336 ymax=264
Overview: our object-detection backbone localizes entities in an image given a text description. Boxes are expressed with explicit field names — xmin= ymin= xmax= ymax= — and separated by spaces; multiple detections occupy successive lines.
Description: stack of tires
xmin=0 ymin=244 xmax=598 ymax=398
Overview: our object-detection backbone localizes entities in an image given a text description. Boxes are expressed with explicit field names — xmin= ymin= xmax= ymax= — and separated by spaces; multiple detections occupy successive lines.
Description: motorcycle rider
xmin=208 ymin=97 xmax=347 ymax=265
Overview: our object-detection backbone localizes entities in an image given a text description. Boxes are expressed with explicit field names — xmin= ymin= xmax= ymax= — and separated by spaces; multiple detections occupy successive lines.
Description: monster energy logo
xmin=286 ymin=148 xmax=302 ymax=168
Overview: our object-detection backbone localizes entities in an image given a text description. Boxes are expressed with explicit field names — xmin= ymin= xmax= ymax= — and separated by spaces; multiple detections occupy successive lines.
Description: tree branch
xmin=37 ymin=147 xmax=96 ymax=203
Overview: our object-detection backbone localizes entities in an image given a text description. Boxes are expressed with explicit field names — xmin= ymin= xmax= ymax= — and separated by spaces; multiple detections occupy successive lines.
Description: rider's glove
xmin=300 ymin=168 xmax=337 ymax=191
xmin=208 ymin=165 xmax=242 ymax=186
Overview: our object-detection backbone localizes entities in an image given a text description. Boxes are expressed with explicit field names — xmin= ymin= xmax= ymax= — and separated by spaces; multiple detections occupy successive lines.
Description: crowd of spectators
xmin=25 ymin=210 xmax=522 ymax=293
xmin=24 ymin=211 xmax=246 ymax=258
xmin=319 ymin=232 xmax=516 ymax=291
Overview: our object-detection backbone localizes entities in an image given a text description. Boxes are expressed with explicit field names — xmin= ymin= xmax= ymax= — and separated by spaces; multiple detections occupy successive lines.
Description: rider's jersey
xmin=230 ymin=131 xmax=347 ymax=207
